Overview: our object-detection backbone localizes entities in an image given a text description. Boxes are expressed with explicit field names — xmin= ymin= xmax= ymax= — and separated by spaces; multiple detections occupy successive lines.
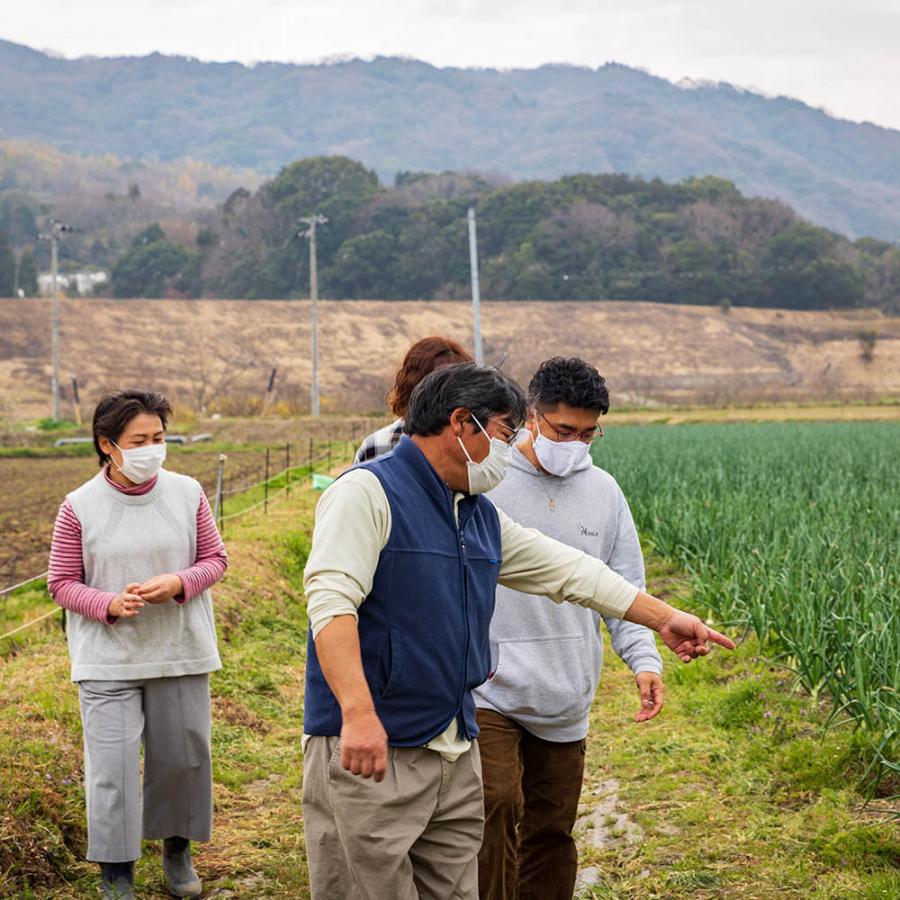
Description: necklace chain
xmin=537 ymin=475 xmax=556 ymax=511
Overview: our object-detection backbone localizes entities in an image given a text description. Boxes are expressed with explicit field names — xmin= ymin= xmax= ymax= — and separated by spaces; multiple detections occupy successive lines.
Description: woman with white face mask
xmin=47 ymin=390 xmax=227 ymax=900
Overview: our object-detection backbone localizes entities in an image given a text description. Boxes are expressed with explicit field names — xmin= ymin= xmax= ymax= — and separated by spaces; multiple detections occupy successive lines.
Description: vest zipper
xmin=458 ymin=525 xmax=472 ymax=739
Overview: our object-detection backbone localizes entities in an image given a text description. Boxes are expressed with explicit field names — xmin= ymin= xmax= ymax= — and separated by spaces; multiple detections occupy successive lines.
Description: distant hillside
xmin=0 ymin=139 xmax=260 ymax=273
xmin=1 ymin=299 xmax=898 ymax=421
xmin=0 ymin=139 xmax=260 ymax=211
xmin=2 ymin=39 xmax=900 ymax=239
xmin=5 ymin=152 xmax=899 ymax=311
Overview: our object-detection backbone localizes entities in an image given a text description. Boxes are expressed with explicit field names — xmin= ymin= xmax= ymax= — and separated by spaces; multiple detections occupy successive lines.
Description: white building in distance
xmin=38 ymin=271 xmax=109 ymax=296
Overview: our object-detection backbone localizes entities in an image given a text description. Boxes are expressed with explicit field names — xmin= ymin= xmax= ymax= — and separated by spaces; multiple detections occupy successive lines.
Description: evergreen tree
xmin=17 ymin=247 xmax=39 ymax=296
xmin=111 ymin=224 xmax=194 ymax=298
xmin=0 ymin=230 xmax=15 ymax=296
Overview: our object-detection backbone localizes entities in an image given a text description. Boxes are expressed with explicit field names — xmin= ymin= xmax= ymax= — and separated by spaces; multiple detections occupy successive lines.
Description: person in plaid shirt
xmin=354 ymin=335 xmax=472 ymax=464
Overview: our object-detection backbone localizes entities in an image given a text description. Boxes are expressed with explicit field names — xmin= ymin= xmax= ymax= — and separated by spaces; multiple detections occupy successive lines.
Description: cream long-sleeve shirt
xmin=303 ymin=468 xmax=640 ymax=759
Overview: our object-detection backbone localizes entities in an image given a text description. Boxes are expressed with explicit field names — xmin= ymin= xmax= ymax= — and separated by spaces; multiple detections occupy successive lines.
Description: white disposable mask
xmin=112 ymin=441 xmax=167 ymax=484
xmin=457 ymin=415 xmax=512 ymax=494
xmin=532 ymin=428 xmax=591 ymax=478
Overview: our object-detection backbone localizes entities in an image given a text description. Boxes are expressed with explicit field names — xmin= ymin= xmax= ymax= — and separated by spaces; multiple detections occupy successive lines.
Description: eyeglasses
xmin=537 ymin=410 xmax=604 ymax=443
xmin=487 ymin=418 xmax=520 ymax=447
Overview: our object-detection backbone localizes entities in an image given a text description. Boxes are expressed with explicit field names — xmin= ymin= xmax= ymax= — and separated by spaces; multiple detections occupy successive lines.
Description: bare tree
xmin=856 ymin=329 xmax=877 ymax=363
xmin=184 ymin=333 xmax=267 ymax=413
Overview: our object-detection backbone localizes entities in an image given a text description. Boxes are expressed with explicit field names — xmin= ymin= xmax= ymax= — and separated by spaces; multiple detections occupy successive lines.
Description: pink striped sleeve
xmin=47 ymin=500 xmax=118 ymax=624
xmin=175 ymin=492 xmax=228 ymax=603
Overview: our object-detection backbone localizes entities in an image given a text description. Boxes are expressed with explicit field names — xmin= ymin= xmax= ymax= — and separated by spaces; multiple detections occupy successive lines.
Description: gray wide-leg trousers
xmin=78 ymin=673 xmax=213 ymax=862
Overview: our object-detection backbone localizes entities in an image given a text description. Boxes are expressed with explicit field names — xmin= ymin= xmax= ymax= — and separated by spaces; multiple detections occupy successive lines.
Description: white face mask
xmin=112 ymin=441 xmax=167 ymax=484
xmin=457 ymin=415 xmax=512 ymax=494
xmin=531 ymin=426 xmax=591 ymax=478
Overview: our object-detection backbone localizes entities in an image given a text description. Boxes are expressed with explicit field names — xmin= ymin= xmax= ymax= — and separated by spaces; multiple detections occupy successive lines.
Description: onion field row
xmin=597 ymin=421 xmax=899 ymax=781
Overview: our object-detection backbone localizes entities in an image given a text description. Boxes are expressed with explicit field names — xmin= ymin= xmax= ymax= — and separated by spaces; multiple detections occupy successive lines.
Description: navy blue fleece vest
xmin=303 ymin=436 xmax=503 ymax=746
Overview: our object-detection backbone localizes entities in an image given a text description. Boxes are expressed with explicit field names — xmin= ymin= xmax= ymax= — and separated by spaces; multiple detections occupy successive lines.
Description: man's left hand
xmin=634 ymin=672 xmax=664 ymax=722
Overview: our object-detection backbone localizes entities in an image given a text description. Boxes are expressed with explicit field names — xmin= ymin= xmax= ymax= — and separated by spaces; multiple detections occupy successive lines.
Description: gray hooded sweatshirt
xmin=473 ymin=443 xmax=662 ymax=741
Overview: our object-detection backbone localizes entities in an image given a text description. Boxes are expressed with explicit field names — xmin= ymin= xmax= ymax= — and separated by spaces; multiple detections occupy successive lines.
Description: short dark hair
xmin=389 ymin=336 xmax=473 ymax=419
xmin=405 ymin=363 xmax=527 ymax=437
xmin=527 ymin=357 xmax=610 ymax=415
xmin=92 ymin=390 xmax=172 ymax=467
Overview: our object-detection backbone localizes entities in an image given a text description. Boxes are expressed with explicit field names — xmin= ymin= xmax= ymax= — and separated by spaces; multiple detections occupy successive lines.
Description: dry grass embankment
xmin=2 ymin=298 xmax=899 ymax=421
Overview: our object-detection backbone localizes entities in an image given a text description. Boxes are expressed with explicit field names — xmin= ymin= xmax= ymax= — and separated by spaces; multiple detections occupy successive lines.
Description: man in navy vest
xmin=302 ymin=363 xmax=733 ymax=899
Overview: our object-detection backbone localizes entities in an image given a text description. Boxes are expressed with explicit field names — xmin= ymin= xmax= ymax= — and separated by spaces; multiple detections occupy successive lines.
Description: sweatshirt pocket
xmin=485 ymin=634 xmax=592 ymax=723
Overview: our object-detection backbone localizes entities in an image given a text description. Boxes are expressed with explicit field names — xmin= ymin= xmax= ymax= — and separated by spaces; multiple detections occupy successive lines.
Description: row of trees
xmin=1 ymin=139 xmax=247 ymax=283
xmin=9 ymin=155 xmax=900 ymax=312
xmin=190 ymin=158 xmax=898 ymax=311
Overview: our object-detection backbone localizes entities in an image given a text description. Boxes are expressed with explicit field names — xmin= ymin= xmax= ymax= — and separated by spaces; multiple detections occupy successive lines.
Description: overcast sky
xmin=4 ymin=0 xmax=900 ymax=131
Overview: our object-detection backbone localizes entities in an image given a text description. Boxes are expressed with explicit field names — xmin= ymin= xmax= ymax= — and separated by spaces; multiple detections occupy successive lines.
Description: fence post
xmin=214 ymin=454 xmax=227 ymax=535
xmin=286 ymin=442 xmax=291 ymax=497
xmin=327 ymin=442 xmax=332 ymax=472
xmin=264 ymin=447 xmax=271 ymax=514
xmin=309 ymin=436 xmax=314 ymax=481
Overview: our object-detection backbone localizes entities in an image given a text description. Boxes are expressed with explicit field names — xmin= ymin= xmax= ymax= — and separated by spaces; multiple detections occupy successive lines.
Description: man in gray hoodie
xmin=475 ymin=357 xmax=664 ymax=900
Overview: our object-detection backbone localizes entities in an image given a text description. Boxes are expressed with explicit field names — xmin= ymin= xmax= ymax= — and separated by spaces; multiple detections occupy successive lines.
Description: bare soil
xmin=0 ymin=449 xmax=271 ymax=585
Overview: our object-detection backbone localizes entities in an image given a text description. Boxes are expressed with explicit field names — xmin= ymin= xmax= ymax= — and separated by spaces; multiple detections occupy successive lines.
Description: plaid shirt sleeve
xmin=353 ymin=419 xmax=405 ymax=465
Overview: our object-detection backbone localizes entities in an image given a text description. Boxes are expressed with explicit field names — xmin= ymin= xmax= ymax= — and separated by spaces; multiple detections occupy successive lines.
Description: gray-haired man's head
xmin=405 ymin=363 xmax=527 ymax=437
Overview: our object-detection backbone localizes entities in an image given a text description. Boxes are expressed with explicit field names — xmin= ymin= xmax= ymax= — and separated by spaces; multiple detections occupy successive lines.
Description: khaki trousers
xmin=303 ymin=736 xmax=485 ymax=899
xmin=476 ymin=709 xmax=586 ymax=900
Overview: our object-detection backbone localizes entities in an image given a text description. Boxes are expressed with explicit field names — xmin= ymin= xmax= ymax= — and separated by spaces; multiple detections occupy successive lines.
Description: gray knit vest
xmin=66 ymin=468 xmax=222 ymax=682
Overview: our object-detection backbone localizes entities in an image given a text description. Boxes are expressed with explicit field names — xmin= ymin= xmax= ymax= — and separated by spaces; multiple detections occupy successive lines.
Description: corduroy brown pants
xmin=476 ymin=708 xmax=586 ymax=900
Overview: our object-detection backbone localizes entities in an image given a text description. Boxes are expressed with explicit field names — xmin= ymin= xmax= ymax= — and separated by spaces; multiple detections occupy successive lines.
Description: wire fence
xmin=0 ymin=437 xmax=358 ymax=646
xmin=0 ymin=572 xmax=49 ymax=598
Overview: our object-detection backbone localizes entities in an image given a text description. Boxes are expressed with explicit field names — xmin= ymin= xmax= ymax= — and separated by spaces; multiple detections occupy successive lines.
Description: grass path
xmin=1 ymin=483 xmax=897 ymax=898
xmin=0 ymin=483 xmax=318 ymax=898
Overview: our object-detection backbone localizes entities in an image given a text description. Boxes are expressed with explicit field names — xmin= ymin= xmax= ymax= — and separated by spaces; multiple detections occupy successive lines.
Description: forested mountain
xmin=2 ymin=39 xmax=900 ymax=239
xmin=107 ymin=157 xmax=899 ymax=312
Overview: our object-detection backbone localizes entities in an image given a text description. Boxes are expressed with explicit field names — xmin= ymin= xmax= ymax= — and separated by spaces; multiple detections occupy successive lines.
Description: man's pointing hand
xmin=658 ymin=609 xmax=736 ymax=662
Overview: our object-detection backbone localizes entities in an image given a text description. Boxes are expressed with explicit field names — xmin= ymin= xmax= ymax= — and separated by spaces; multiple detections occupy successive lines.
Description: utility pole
xmin=299 ymin=215 xmax=328 ymax=416
xmin=467 ymin=207 xmax=484 ymax=364
xmin=50 ymin=235 xmax=60 ymax=420
xmin=38 ymin=221 xmax=74 ymax=420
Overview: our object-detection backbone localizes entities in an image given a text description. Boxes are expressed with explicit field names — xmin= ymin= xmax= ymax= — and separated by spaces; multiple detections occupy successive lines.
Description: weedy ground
xmin=1 ymin=450 xmax=897 ymax=898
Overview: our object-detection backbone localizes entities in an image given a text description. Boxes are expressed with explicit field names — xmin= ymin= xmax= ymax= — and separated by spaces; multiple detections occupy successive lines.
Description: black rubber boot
xmin=163 ymin=836 xmax=202 ymax=898
xmin=99 ymin=861 xmax=134 ymax=899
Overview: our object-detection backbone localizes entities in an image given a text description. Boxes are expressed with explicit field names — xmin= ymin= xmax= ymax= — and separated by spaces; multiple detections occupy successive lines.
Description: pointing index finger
xmin=706 ymin=628 xmax=736 ymax=651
